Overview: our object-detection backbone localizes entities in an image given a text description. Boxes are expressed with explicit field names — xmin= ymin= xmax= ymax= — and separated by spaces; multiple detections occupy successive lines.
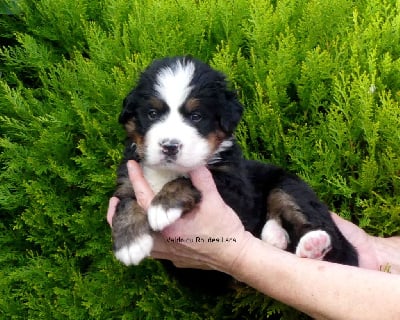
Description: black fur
xmin=112 ymin=56 xmax=358 ymax=293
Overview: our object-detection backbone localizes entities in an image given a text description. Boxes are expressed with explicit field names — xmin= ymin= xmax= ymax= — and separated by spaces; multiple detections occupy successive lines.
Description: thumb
xmin=189 ymin=166 xmax=220 ymax=199
xmin=127 ymin=160 xmax=154 ymax=210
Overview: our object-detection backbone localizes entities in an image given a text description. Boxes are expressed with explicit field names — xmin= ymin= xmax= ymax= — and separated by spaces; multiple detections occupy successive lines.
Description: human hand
xmin=107 ymin=160 xmax=252 ymax=272
xmin=330 ymin=213 xmax=380 ymax=270
xmin=331 ymin=213 xmax=400 ymax=273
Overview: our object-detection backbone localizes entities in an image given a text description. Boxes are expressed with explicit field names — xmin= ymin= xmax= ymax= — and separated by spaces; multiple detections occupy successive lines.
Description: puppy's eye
xmin=190 ymin=112 xmax=202 ymax=123
xmin=148 ymin=109 xmax=159 ymax=120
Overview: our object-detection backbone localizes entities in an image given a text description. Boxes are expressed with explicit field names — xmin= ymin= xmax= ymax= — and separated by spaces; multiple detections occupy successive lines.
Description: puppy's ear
xmin=119 ymin=89 xmax=137 ymax=124
xmin=219 ymin=90 xmax=243 ymax=134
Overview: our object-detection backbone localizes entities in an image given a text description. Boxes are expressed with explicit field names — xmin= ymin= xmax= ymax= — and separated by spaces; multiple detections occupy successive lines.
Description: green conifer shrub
xmin=1 ymin=0 xmax=399 ymax=318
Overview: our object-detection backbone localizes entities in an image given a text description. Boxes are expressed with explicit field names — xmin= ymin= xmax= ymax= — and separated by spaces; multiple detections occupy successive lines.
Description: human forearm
xmin=221 ymin=236 xmax=400 ymax=320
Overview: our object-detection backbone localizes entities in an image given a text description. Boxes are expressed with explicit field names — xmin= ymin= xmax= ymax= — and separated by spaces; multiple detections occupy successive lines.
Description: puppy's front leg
xmin=148 ymin=177 xmax=201 ymax=231
xmin=112 ymin=165 xmax=154 ymax=266
xmin=112 ymin=198 xmax=153 ymax=266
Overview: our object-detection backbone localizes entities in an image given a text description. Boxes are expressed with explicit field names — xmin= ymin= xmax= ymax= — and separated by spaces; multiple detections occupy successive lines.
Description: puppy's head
xmin=119 ymin=56 xmax=243 ymax=172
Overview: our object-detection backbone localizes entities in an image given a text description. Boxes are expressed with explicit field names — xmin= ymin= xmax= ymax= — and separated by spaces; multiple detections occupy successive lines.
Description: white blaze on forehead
xmin=144 ymin=59 xmax=212 ymax=173
xmin=155 ymin=60 xmax=195 ymax=110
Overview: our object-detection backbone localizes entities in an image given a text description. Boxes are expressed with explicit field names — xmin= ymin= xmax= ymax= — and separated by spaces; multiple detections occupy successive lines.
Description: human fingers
xmin=127 ymin=160 xmax=155 ymax=210
xmin=330 ymin=211 xmax=347 ymax=225
xmin=331 ymin=211 xmax=380 ymax=270
xmin=330 ymin=211 xmax=362 ymax=241
xmin=107 ymin=197 xmax=120 ymax=227
xmin=330 ymin=212 xmax=361 ymax=244
xmin=189 ymin=166 xmax=221 ymax=201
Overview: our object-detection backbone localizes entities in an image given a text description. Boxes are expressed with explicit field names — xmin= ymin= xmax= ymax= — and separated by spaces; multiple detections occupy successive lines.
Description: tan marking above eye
xmin=185 ymin=98 xmax=200 ymax=112
xmin=149 ymin=97 xmax=165 ymax=110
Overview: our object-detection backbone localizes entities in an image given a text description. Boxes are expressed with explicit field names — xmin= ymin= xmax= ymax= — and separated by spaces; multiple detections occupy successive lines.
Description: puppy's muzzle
xmin=160 ymin=139 xmax=182 ymax=157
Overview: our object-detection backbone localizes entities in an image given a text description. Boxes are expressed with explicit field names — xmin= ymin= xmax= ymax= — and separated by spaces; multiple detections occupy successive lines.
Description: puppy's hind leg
xmin=296 ymin=230 xmax=332 ymax=260
xmin=262 ymin=188 xmax=333 ymax=260
xmin=261 ymin=218 xmax=290 ymax=250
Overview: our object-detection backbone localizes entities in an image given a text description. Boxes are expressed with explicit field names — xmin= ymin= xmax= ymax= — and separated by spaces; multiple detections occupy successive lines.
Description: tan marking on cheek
xmin=125 ymin=120 xmax=145 ymax=158
xmin=207 ymin=130 xmax=227 ymax=152
xmin=135 ymin=139 xmax=145 ymax=159
xmin=125 ymin=120 xmax=136 ymax=137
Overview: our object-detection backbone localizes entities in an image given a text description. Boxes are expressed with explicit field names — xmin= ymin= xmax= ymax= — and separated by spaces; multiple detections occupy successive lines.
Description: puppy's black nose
xmin=160 ymin=139 xmax=181 ymax=156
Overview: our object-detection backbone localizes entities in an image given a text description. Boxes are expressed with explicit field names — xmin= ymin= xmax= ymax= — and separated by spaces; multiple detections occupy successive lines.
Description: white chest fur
xmin=142 ymin=165 xmax=185 ymax=194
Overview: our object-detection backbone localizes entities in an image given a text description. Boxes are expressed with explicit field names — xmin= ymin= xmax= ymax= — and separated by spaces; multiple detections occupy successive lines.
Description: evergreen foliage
xmin=1 ymin=0 xmax=399 ymax=318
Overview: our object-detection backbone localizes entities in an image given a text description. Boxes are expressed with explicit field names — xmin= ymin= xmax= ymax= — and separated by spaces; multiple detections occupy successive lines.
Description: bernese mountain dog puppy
xmin=112 ymin=56 xmax=358 ymax=290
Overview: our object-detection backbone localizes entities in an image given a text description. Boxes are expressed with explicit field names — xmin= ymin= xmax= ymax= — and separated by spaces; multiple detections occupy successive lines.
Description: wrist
xmin=208 ymin=230 xmax=255 ymax=274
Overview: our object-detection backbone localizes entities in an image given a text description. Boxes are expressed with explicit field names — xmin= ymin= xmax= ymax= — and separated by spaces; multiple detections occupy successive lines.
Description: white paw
xmin=296 ymin=230 xmax=332 ymax=260
xmin=115 ymin=234 xmax=154 ymax=266
xmin=261 ymin=219 xmax=289 ymax=250
xmin=148 ymin=205 xmax=182 ymax=231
